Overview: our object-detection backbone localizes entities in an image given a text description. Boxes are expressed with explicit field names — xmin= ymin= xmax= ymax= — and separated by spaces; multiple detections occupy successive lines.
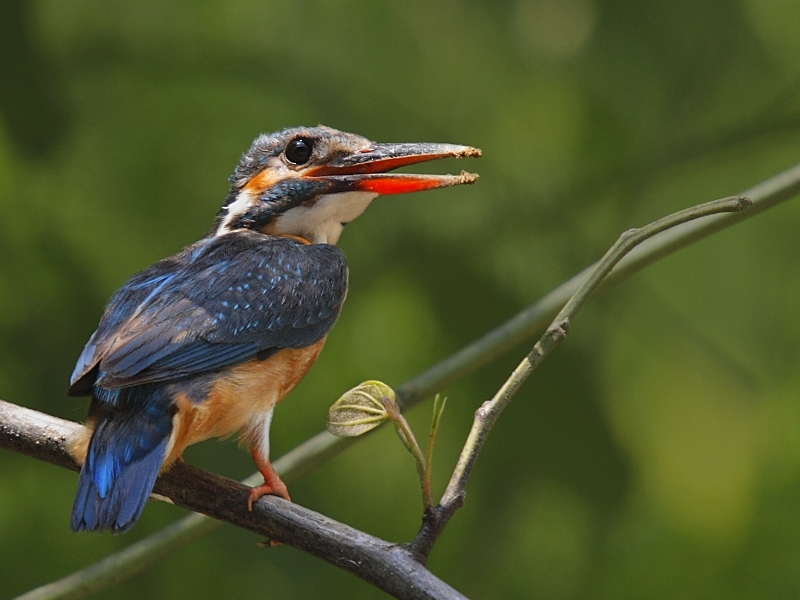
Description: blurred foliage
xmin=2 ymin=0 xmax=800 ymax=598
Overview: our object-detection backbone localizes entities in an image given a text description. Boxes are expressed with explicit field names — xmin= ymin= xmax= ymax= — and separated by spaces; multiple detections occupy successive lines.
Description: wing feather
xmin=69 ymin=232 xmax=347 ymax=394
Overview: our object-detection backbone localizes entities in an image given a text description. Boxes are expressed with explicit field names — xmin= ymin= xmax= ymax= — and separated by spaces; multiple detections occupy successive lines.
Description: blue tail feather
xmin=71 ymin=385 xmax=174 ymax=533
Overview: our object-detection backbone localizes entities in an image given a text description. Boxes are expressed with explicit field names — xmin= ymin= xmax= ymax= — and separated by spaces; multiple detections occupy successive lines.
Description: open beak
xmin=307 ymin=142 xmax=481 ymax=195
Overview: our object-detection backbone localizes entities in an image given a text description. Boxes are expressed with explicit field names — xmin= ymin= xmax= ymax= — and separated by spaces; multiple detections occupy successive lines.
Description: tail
xmin=71 ymin=385 xmax=174 ymax=533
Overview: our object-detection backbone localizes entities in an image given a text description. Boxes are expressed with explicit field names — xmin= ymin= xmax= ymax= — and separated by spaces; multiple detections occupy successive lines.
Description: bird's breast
xmin=164 ymin=338 xmax=327 ymax=465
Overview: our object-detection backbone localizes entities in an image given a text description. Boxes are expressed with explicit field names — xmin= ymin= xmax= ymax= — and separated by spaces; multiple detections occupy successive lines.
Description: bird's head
xmin=215 ymin=125 xmax=480 ymax=244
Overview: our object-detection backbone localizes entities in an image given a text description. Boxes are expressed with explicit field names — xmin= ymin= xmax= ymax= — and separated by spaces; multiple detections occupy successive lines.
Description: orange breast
xmin=163 ymin=338 xmax=326 ymax=467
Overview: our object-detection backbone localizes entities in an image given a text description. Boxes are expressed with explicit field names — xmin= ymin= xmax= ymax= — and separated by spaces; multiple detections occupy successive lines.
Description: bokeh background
xmin=3 ymin=1 xmax=800 ymax=598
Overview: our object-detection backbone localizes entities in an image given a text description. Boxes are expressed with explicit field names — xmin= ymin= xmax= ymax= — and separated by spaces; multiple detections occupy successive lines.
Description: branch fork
xmin=406 ymin=195 xmax=752 ymax=562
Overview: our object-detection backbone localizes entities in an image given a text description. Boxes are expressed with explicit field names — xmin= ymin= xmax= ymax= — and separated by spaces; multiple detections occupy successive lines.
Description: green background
xmin=3 ymin=1 xmax=800 ymax=598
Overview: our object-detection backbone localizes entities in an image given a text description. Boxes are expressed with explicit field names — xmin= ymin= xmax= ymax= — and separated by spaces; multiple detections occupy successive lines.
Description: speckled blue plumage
xmin=69 ymin=231 xmax=348 ymax=532
xmin=71 ymin=232 xmax=347 ymax=390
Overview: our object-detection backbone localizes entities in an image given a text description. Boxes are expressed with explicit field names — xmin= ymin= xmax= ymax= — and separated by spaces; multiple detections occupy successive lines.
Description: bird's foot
xmin=247 ymin=457 xmax=291 ymax=511
xmin=247 ymin=480 xmax=290 ymax=511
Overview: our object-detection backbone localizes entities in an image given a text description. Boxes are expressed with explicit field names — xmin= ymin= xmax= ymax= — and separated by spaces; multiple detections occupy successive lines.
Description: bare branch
xmin=15 ymin=161 xmax=800 ymax=596
xmin=408 ymin=195 xmax=753 ymax=560
xmin=0 ymin=400 xmax=466 ymax=600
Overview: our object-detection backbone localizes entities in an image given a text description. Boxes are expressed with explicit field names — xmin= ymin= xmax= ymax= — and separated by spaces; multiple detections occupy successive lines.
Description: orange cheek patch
xmin=243 ymin=166 xmax=287 ymax=195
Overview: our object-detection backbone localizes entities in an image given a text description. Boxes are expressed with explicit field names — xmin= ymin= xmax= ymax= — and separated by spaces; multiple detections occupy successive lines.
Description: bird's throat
xmin=268 ymin=191 xmax=378 ymax=245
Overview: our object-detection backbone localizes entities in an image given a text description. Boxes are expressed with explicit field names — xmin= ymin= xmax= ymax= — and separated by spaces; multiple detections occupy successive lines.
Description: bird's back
xmin=70 ymin=232 xmax=348 ymax=532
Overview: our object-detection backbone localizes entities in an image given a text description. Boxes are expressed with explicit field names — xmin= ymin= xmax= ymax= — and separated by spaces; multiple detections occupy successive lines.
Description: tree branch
xmin=0 ymin=400 xmax=466 ymax=600
xmin=408 ymin=195 xmax=752 ymax=560
xmin=11 ymin=161 xmax=800 ymax=597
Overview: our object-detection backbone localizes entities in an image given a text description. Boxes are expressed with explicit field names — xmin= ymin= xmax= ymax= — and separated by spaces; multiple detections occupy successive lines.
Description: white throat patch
xmin=270 ymin=191 xmax=378 ymax=244
xmin=217 ymin=189 xmax=255 ymax=235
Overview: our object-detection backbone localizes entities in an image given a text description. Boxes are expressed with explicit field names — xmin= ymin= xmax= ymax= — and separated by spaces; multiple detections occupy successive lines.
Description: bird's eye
xmin=285 ymin=138 xmax=314 ymax=165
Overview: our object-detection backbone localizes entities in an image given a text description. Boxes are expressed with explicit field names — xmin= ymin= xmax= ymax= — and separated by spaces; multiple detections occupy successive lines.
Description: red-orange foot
xmin=247 ymin=479 xmax=290 ymax=511
xmin=247 ymin=451 xmax=291 ymax=511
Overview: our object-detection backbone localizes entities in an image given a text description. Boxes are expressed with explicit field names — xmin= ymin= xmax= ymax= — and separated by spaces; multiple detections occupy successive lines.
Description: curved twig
xmin=408 ymin=195 xmax=752 ymax=560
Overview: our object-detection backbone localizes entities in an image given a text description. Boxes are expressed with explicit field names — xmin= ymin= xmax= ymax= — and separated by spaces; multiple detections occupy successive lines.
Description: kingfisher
xmin=67 ymin=125 xmax=480 ymax=533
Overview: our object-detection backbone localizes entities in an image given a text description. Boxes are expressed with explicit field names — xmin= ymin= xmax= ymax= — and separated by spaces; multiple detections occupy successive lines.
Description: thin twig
xmin=408 ymin=195 xmax=753 ymax=560
xmin=0 ymin=400 xmax=466 ymax=600
xmin=15 ymin=162 xmax=800 ymax=597
xmin=383 ymin=396 xmax=433 ymax=510
xmin=424 ymin=396 xmax=446 ymax=515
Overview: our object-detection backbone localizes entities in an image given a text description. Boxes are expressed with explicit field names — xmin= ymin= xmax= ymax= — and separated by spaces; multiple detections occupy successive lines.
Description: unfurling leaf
xmin=326 ymin=380 xmax=395 ymax=437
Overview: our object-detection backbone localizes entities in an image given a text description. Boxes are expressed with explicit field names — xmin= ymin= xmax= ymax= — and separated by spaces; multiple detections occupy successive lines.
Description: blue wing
xmin=69 ymin=232 xmax=348 ymax=393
